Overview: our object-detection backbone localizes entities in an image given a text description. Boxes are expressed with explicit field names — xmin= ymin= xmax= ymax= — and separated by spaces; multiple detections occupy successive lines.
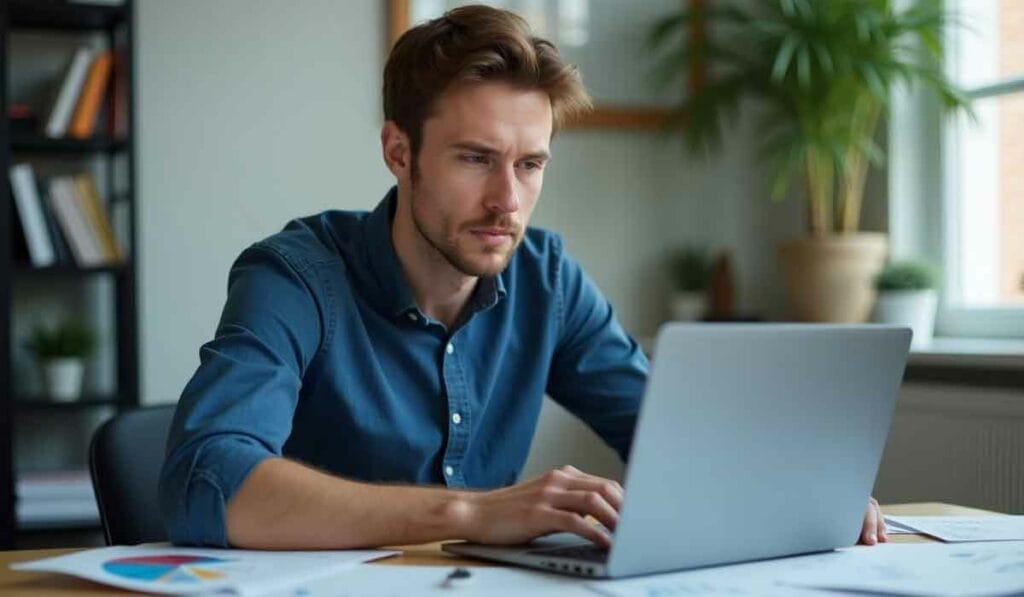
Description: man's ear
xmin=381 ymin=121 xmax=412 ymax=180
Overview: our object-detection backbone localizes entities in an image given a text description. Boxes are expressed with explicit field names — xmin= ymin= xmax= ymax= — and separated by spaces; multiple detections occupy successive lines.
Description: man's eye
xmin=518 ymin=161 xmax=543 ymax=171
xmin=461 ymin=154 xmax=489 ymax=165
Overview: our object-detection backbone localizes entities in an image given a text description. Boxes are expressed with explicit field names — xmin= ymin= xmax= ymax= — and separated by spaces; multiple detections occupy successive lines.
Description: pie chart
xmin=102 ymin=555 xmax=232 ymax=584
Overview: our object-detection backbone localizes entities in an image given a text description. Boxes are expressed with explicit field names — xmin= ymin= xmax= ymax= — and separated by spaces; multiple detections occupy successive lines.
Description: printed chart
xmin=102 ymin=555 xmax=231 ymax=584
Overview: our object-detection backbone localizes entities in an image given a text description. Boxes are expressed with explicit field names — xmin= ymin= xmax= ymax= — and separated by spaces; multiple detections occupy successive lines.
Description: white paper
xmin=885 ymin=517 xmax=922 ymax=535
xmin=590 ymin=542 xmax=1024 ymax=597
xmin=781 ymin=542 xmax=1024 ymax=597
xmin=266 ymin=564 xmax=597 ymax=596
xmin=886 ymin=515 xmax=1024 ymax=542
xmin=11 ymin=545 xmax=396 ymax=596
xmin=587 ymin=551 xmax=847 ymax=596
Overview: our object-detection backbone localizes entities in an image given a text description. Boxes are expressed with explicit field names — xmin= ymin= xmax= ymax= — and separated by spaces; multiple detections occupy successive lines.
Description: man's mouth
xmin=469 ymin=228 xmax=515 ymax=246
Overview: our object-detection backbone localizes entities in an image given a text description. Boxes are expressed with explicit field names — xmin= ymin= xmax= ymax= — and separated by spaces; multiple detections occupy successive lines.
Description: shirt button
xmin=445 ymin=465 xmax=455 ymax=477
xmin=407 ymin=312 xmax=418 ymax=322
xmin=446 ymin=343 xmax=454 ymax=355
xmin=451 ymin=412 xmax=462 ymax=425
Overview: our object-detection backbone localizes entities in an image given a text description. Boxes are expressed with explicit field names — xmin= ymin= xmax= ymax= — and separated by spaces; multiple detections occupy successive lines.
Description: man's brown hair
xmin=383 ymin=4 xmax=592 ymax=157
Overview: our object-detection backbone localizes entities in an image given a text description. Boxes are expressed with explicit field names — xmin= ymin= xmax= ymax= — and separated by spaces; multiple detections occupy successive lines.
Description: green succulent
xmin=670 ymin=246 xmax=713 ymax=292
xmin=25 ymin=320 xmax=96 ymax=360
xmin=875 ymin=260 xmax=939 ymax=291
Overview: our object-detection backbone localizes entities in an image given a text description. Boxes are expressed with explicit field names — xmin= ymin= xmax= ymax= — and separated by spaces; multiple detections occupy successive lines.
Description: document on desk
xmin=781 ymin=542 xmax=1024 ymax=597
xmin=590 ymin=542 xmax=1024 ymax=597
xmin=265 ymin=564 xmax=597 ymax=596
xmin=587 ymin=551 xmax=848 ymax=596
xmin=10 ymin=544 xmax=396 ymax=595
xmin=885 ymin=515 xmax=1024 ymax=542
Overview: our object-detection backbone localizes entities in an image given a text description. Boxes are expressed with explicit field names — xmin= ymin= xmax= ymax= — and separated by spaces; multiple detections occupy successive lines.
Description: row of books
xmin=16 ymin=469 xmax=99 ymax=530
xmin=44 ymin=45 xmax=127 ymax=139
xmin=9 ymin=164 xmax=126 ymax=268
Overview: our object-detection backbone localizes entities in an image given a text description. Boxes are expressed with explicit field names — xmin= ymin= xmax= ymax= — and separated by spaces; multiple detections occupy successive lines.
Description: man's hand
xmin=858 ymin=496 xmax=888 ymax=545
xmin=457 ymin=465 xmax=623 ymax=547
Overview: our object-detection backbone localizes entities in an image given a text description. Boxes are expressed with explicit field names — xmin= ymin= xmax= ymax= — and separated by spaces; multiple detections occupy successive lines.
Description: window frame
xmin=889 ymin=2 xmax=1024 ymax=340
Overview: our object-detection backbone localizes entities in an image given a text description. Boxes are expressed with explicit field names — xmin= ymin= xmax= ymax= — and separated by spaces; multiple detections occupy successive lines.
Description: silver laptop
xmin=444 ymin=323 xmax=911 ymax=578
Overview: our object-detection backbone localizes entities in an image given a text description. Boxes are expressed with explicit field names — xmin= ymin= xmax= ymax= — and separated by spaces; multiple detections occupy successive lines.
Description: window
xmin=894 ymin=0 xmax=1024 ymax=338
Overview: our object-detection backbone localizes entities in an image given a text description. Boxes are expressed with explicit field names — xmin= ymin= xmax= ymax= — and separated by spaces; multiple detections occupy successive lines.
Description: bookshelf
xmin=0 ymin=0 xmax=137 ymax=548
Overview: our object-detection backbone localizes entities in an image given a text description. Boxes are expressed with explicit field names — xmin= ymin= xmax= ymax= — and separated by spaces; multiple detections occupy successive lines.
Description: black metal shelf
xmin=2 ymin=0 xmax=138 ymax=549
xmin=10 ymin=135 xmax=129 ymax=155
xmin=13 ymin=394 xmax=121 ymax=412
xmin=9 ymin=1 xmax=126 ymax=32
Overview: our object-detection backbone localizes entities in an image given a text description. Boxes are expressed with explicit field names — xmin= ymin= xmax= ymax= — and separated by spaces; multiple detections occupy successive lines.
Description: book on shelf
xmin=8 ymin=164 xmax=56 ymax=267
xmin=41 ymin=195 xmax=75 ymax=266
xmin=47 ymin=177 xmax=105 ymax=266
xmin=45 ymin=47 xmax=95 ymax=139
xmin=16 ymin=470 xmax=94 ymax=501
xmin=73 ymin=175 xmax=122 ymax=261
xmin=68 ymin=50 xmax=113 ymax=139
xmin=15 ymin=469 xmax=100 ymax=530
xmin=51 ymin=174 xmax=123 ymax=267
xmin=107 ymin=49 xmax=129 ymax=139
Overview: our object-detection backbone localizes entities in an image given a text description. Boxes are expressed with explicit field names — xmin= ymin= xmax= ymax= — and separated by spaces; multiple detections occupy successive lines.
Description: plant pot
xmin=777 ymin=233 xmax=888 ymax=323
xmin=872 ymin=289 xmax=938 ymax=349
xmin=42 ymin=358 xmax=85 ymax=402
xmin=668 ymin=291 xmax=707 ymax=321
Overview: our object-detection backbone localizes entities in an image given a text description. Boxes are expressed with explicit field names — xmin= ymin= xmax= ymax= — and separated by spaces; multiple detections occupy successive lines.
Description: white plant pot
xmin=872 ymin=289 xmax=938 ymax=349
xmin=669 ymin=291 xmax=708 ymax=322
xmin=42 ymin=358 xmax=85 ymax=402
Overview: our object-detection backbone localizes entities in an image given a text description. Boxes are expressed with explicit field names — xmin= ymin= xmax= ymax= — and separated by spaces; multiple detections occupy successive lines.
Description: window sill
xmin=905 ymin=337 xmax=1024 ymax=388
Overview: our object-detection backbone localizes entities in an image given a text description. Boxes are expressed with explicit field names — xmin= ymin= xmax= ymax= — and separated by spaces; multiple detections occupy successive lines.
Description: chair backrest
xmin=89 ymin=405 xmax=175 ymax=545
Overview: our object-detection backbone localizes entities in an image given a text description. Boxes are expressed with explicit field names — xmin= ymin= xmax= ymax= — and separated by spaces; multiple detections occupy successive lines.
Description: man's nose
xmin=485 ymin=165 xmax=520 ymax=215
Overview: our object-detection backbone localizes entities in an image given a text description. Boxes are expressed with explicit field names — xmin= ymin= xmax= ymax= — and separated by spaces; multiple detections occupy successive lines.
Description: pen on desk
xmin=440 ymin=567 xmax=473 ymax=588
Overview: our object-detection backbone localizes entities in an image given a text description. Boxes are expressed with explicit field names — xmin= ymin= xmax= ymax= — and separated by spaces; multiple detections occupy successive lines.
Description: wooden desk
xmin=0 ymin=503 xmax=1003 ymax=595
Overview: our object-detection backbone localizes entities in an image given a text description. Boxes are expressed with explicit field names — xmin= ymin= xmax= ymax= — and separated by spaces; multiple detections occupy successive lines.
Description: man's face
xmin=408 ymin=81 xmax=552 ymax=278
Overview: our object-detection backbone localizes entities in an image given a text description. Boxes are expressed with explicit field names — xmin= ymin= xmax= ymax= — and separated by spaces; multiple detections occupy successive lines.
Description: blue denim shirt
xmin=159 ymin=187 xmax=648 ymax=546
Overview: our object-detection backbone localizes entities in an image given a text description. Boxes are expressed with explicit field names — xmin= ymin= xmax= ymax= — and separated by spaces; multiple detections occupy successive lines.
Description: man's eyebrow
xmin=450 ymin=142 xmax=550 ymax=161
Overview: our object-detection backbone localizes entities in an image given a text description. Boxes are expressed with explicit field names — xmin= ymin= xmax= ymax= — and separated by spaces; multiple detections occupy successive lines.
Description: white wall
xmin=137 ymin=0 xmax=731 ymax=479
xmin=138 ymin=0 xmax=390 ymax=401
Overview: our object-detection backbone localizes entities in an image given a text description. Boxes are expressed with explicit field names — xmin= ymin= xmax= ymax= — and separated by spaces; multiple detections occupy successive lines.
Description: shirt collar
xmin=364 ymin=187 xmax=508 ymax=322
xmin=364 ymin=187 xmax=418 ymax=318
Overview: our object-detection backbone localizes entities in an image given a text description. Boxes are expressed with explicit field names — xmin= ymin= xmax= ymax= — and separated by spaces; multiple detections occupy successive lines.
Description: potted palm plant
xmin=650 ymin=0 xmax=970 ymax=321
xmin=873 ymin=260 xmax=939 ymax=349
xmin=25 ymin=320 xmax=96 ymax=402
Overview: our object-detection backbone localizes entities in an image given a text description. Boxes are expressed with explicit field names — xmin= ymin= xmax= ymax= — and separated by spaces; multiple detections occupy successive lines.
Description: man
xmin=159 ymin=5 xmax=887 ymax=550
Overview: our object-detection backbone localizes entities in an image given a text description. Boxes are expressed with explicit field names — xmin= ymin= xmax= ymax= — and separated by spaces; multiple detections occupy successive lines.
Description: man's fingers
xmin=551 ymin=490 xmax=619 ymax=531
xmin=876 ymin=503 xmax=888 ymax=542
xmin=553 ymin=468 xmax=624 ymax=510
xmin=860 ymin=501 xmax=878 ymax=545
xmin=550 ymin=510 xmax=612 ymax=548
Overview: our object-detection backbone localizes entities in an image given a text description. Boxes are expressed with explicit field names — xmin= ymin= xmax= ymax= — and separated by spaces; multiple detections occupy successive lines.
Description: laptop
xmin=443 ymin=323 xmax=911 ymax=578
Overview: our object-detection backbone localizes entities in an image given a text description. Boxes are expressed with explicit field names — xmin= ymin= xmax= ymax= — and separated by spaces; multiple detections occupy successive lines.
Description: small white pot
xmin=872 ymin=289 xmax=938 ymax=349
xmin=42 ymin=358 xmax=85 ymax=402
xmin=669 ymin=291 xmax=708 ymax=322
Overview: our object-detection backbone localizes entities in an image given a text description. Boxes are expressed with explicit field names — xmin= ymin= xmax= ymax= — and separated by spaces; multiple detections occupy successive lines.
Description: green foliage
xmin=649 ymin=0 xmax=972 ymax=236
xmin=670 ymin=246 xmax=713 ymax=291
xmin=875 ymin=260 xmax=939 ymax=291
xmin=25 ymin=320 xmax=96 ymax=360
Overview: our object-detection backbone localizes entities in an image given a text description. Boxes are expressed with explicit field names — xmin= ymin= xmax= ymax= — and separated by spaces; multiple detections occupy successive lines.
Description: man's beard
xmin=409 ymin=178 xmax=522 ymax=278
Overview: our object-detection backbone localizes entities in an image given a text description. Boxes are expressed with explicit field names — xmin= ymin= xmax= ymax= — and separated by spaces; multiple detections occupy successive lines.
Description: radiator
xmin=875 ymin=382 xmax=1024 ymax=514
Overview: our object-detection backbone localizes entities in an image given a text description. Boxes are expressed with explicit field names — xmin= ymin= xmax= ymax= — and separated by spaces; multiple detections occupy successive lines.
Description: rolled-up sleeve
xmin=159 ymin=242 xmax=324 ymax=546
xmin=545 ymin=241 xmax=649 ymax=463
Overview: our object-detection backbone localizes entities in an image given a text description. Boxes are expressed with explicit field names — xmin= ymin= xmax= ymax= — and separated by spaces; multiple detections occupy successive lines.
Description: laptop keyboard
xmin=532 ymin=544 xmax=609 ymax=563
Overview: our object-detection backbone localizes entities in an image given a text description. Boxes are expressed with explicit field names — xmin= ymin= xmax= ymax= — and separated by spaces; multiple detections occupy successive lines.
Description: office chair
xmin=89 ymin=405 xmax=175 ymax=545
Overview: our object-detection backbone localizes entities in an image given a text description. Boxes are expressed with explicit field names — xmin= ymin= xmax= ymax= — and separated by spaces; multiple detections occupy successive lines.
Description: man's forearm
xmin=225 ymin=458 xmax=473 ymax=549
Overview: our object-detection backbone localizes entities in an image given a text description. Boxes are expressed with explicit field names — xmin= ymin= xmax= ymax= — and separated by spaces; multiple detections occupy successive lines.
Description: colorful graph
xmin=102 ymin=555 xmax=232 ymax=584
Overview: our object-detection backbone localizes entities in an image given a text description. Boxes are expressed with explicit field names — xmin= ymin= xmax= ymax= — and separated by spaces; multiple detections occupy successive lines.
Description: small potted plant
xmin=668 ymin=246 xmax=712 ymax=321
xmin=872 ymin=260 xmax=940 ymax=349
xmin=24 ymin=320 xmax=96 ymax=402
